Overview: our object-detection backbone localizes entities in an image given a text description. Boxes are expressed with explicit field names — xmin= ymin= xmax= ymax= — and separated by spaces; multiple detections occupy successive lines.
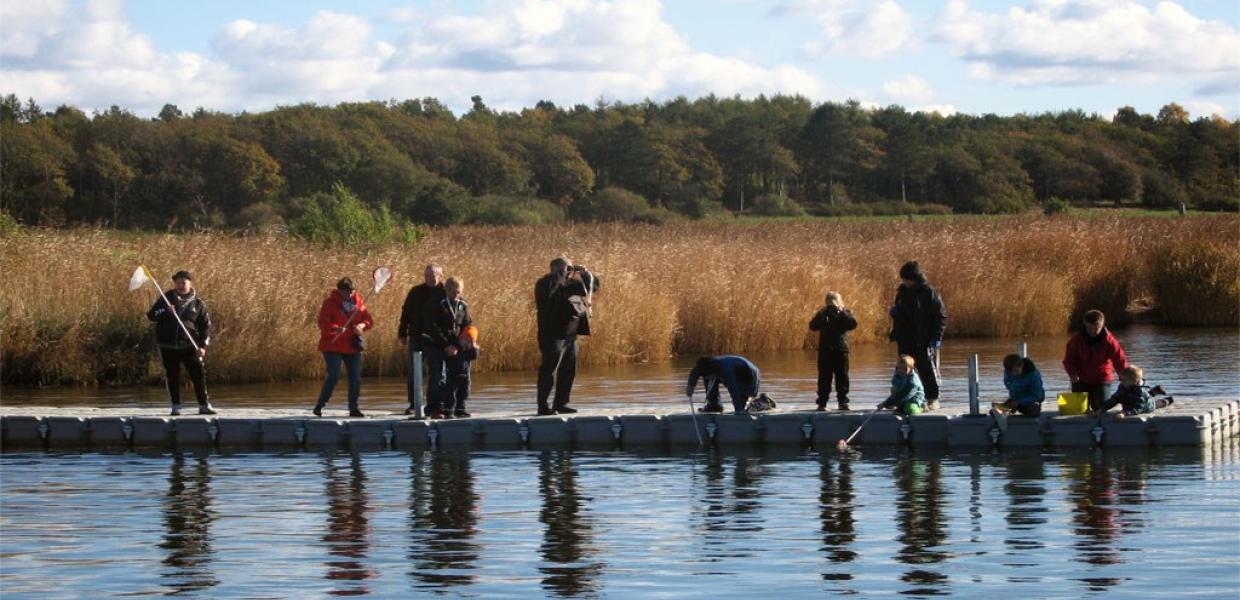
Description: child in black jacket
xmin=809 ymin=291 xmax=858 ymax=411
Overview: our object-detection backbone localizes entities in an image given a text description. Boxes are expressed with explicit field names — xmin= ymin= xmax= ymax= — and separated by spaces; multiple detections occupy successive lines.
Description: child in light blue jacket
xmin=878 ymin=355 xmax=925 ymax=415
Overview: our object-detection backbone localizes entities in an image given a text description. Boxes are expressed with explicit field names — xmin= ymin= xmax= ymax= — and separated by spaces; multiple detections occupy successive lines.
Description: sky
xmin=2 ymin=0 xmax=1237 ymax=119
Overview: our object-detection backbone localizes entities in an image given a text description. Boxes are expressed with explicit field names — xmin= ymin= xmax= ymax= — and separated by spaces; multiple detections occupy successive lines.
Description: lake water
xmin=3 ymin=325 xmax=1238 ymax=597
xmin=3 ymin=325 xmax=1238 ymax=415
xmin=2 ymin=445 xmax=1238 ymax=598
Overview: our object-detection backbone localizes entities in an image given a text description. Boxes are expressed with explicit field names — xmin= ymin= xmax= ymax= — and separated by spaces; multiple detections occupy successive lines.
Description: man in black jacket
xmin=809 ymin=291 xmax=858 ymax=411
xmin=534 ymin=256 xmax=599 ymax=416
xmin=889 ymin=261 xmax=947 ymax=410
xmin=147 ymin=270 xmax=215 ymax=416
xmin=398 ymin=264 xmax=446 ymax=416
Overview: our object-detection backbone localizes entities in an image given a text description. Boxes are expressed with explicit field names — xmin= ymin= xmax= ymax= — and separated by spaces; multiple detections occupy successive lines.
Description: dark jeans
xmin=159 ymin=347 xmax=209 ymax=406
xmin=816 ymin=350 xmax=850 ymax=407
xmin=1073 ymin=381 xmax=1115 ymax=412
xmin=701 ymin=376 xmax=747 ymax=412
xmin=446 ymin=373 xmax=471 ymax=414
xmin=317 ymin=352 xmax=362 ymax=411
xmin=424 ymin=346 xmax=448 ymax=414
xmin=537 ymin=336 xmax=578 ymax=410
xmin=901 ymin=345 xmax=941 ymax=401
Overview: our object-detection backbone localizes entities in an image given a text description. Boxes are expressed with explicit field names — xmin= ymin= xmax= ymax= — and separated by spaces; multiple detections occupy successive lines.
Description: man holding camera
xmin=534 ymin=256 xmax=600 ymax=416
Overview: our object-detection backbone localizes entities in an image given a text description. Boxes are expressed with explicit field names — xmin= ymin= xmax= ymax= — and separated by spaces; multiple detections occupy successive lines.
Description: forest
xmin=1 ymin=93 xmax=1236 ymax=233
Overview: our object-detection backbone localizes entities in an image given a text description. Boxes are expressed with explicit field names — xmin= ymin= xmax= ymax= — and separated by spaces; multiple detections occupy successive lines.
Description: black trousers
xmin=537 ymin=336 xmax=578 ymax=409
xmin=901 ymin=345 xmax=941 ymax=401
xmin=816 ymin=350 xmax=850 ymax=406
xmin=160 ymin=347 xmax=209 ymax=406
xmin=1072 ymin=381 xmax=1115 ymax=412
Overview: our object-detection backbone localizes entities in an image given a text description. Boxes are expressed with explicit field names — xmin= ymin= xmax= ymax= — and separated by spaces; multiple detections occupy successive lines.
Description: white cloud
xmin=0 ymin=0 xmax=233 ymax=113
xmin=938 ymin=0 xmax=1240 ymax=86
xmin=783 ymin=0 xmax=916 ymax=59
xmin=878 ymin=75 xmax=956 ymax=115
xmin=882 ymin=75 xmax=934 ymax=105
xmin=379 ymin=0 xmax=825 ymax=110
xmin=0 ymin=0 xmax=826 ymax=115
xmin=1182 ymin=100 xmax=1228 ymax=119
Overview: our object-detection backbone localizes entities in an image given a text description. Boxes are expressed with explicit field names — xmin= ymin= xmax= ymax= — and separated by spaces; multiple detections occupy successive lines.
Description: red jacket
xmin=317 ymin=290 xmax=374 ymax=354
xmin=1062 ymin=329 xmax=1128 ymax=385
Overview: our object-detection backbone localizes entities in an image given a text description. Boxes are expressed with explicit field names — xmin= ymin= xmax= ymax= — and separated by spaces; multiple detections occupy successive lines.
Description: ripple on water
xmin=1 ymin=443 xmax=1239 ymax=598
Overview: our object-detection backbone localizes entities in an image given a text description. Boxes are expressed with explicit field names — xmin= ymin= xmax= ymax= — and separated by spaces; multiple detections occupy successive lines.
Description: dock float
xmin=3 ymin=398 xmax=1236 ymax=452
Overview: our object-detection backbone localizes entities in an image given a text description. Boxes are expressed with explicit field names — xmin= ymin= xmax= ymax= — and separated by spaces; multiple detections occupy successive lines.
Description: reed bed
xmin=2 ymin=215 xmax=1235 ymax=385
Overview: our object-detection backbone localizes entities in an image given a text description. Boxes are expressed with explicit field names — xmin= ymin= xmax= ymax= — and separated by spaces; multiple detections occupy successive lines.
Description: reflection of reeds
xmin=2 ymin=216 xmax=1235 ymax=385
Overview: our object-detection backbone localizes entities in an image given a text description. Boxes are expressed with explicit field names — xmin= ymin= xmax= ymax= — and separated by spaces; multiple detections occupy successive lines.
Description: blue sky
xmin=3 ymin=0 xmax=1237 ymax=118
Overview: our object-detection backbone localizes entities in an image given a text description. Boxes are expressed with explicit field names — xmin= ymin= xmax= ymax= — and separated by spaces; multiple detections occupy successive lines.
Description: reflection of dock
xmin=3 ymin=398 xmax=1237 ymax=451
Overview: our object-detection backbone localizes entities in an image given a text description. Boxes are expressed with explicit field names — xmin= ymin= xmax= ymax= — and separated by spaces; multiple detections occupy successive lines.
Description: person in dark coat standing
xmin=397 ymin=264 xmax=446 ymax=416
xmin=809 ymin=291 xmax=858 ymax=411
xmin=888 ymin=261 xmax=947 ymax=410
xmin=421 ymin=277 xmax=472 ymax=419
xmin=147 ymin=270 xmax=215 ymax=416
xmin=534 ymin=256 xmax=599 ymax=416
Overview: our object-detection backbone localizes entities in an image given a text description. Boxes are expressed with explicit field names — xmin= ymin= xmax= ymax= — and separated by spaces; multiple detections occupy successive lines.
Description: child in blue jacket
xmin=999 ymin=354 xmax=1045 ymax=416
xmin=1097 ymin=365 xmax=1173 ymax=419
xmin=878 ymin=355 xmax=926 ymax=415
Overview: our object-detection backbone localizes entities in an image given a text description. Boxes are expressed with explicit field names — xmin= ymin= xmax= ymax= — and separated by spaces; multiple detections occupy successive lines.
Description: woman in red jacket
xmin=1062 ymin=309 xmax=1129 ymax=411
xmin=314 ymin=278 xmax=374 ymax=417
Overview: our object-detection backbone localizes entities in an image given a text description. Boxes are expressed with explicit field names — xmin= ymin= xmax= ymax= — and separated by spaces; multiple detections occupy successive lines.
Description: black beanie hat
xmin=172 ymin=270 xmax=192 ymax=281
xmin=336 ymin=277 xmax=354 ymax=292
xmin=899 ymin=261 xmax=925 ymax=283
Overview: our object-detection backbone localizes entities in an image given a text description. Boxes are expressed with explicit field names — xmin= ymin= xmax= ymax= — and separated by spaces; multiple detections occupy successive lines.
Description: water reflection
xmin=322 ymin=454 xmax=375 ymax=596
xmin=1003 ymin=454 xmax=1048 ymax=559
xmin=1065 ymin=452 xmax=1149 ymax=591
xmin=818 ymin=457 xmax=858 ymax=591
xmin=407 ymin=450 xmax=480 ymax=588
xmin=538 ymin=450 xmax=603 ymax=597
xmin=699 ymin=453 xmax=769 ymax=544
xmin=893 ymin=456 xmax=950 ymax=596
xmin=159 ymin=452 xmax=218 ymax=594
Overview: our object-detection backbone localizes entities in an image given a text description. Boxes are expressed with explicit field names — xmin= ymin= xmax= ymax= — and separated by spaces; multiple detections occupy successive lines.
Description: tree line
xmin=2 ymin=93 xmax=1236 ymax=232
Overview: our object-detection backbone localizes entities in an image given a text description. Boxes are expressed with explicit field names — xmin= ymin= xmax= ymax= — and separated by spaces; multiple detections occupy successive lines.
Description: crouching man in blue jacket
xmin=686 ymin=355 xmax=761 ymax=414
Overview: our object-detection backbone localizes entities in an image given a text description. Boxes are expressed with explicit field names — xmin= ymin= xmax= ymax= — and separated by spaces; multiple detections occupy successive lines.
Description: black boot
xmin=698 ymin=404 xmax=723 ymax=413
xmin=537 ymin=405 xmax=556 ymax=416
xmin=312 ymin=404 xmax=323 ymax=417
xmin=198 ymin=403 xmax=217 ymax=415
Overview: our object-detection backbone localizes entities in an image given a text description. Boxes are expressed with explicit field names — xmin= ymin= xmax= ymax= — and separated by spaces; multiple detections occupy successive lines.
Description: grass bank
xmin=2 ymin=215 xmax=1236 ymax=386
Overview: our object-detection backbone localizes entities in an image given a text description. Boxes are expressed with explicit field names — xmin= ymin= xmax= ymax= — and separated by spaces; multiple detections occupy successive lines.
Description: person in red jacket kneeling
xmin=314 ymin=277 xmax=374 ymax=418
xmin=1062 ymin=309 xmax=1129 ymax=412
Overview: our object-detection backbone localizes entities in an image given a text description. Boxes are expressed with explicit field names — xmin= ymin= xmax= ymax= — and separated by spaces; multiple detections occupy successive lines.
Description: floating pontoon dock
xmin=2 ymin=398 xmax=1236 ymax=452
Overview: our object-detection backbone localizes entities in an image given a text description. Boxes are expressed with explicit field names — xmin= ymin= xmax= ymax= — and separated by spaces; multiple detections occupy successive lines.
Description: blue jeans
xmin=318 ymin=352 xmax=362 ymax=411
xmin=423 ymin=346 xmax=448 ymax=414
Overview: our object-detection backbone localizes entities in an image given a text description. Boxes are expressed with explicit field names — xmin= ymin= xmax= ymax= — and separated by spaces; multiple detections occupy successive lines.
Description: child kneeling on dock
xmin=1096 ymin=366 xmax=1173 ymax=419
xmin=997 ymin=354 xmax=1045 ymax=416
xmin=877 ymin=355 xmax=926 ymax=415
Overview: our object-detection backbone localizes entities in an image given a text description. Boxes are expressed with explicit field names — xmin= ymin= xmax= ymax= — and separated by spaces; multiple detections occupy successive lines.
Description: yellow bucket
xmin=1057 ymin=392 xmax=1090 ymax=416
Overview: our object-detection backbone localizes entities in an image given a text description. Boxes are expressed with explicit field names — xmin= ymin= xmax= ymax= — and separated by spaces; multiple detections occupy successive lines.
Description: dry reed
xmin=2 ymin=215 xmax=1235 ymax=385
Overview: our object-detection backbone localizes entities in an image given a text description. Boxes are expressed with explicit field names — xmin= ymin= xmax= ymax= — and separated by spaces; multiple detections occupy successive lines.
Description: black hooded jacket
xmin=535 ymin=269 xmax=600 ymax=341
xmin=147 ymin=290 xmax=210 ymax=349
xmin=809 ymin=306 xmax=858 ymax=352
xmin=889 ymin=265 xmax=947 ymax=349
